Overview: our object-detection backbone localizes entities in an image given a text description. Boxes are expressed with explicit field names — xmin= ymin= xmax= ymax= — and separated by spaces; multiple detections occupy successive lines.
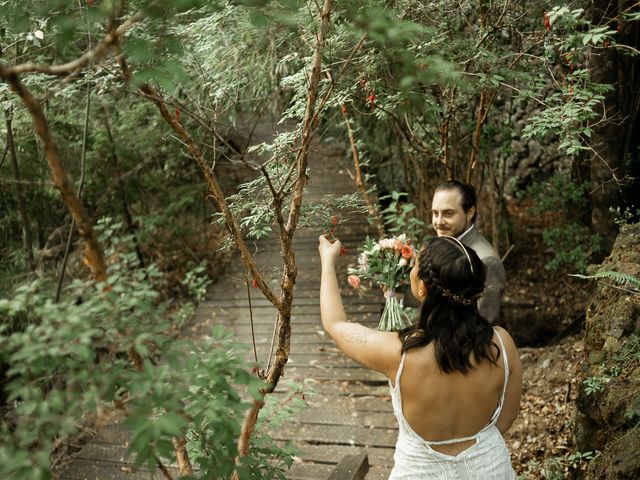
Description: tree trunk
xmin=101 ymin=101 xmax=145 ymax=268
xmin=341 ymin=105 xmax=385 ymax=237
xmin=0 ymin=70 xmax=109 ymax=282
xmin=4 ymin=107 xmax=36 ymax=271
xmin=588 ymin=0 xmax=640 ymax=253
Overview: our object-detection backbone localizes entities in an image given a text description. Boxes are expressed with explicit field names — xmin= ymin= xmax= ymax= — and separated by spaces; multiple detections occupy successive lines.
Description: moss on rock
xmin=575 ymin=222 xmax=640 ymax=479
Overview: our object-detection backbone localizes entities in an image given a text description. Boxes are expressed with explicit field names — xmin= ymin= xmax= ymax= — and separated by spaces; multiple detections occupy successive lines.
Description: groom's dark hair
xmin=434 ymin=180 xmax=477 ymax=224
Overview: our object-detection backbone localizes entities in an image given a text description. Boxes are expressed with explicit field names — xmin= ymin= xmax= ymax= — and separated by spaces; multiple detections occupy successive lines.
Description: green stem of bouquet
xmin=378 ymin=293 xmax=412 ymax=332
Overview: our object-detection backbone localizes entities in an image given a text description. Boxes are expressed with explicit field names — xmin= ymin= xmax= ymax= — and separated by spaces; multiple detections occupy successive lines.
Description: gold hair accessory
xmin=441 ymin=236 xmax=474 ymax=274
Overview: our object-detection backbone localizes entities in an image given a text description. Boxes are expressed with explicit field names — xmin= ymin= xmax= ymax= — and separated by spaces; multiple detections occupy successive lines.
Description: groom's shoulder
xmin=463 ymin=228 xmax=500 ymax=262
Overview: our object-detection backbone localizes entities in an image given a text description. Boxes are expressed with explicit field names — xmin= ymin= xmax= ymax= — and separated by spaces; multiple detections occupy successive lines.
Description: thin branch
xmin=154 ymin=456 xmax=175 ymax=480
xmin=117 ymin=54 xmax=281 ymax=309
xmin=56 ymin=81 xmax=91 ymax=302
xmin=0 ymin=177 xmax=53 ymax=186
xmin=245 ymin=275 xmax=259 ymax=365
xmin=312 ymin=32 xmax=368 ymax=124
xmin=0 ymin=143 xmax=8 ymax=169
xmin=0 ymin=68 xmax=108 ymax=282
xmin=6 ymin=13 xmax=143 ymax=77
xmin=284 ymin=0 xmax=334 ymax=237
xmin=5 ymin=107 xmax=36 ymax=270
xmin=341 ymin=105 xmax=385 ymax=237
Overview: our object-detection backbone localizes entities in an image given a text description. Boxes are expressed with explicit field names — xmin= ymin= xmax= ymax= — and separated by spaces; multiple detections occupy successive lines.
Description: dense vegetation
xmin=0 ymin=0 xmax=638 ymax=478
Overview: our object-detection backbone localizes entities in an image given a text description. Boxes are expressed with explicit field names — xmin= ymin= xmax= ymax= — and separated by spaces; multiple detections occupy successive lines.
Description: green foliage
xmin=570 ymin=270 xmax=640 ymax=294
xmin=519 ymin=450 xmax=598 ymax=480
xmin=214 ymin=160 xmax=366 ymax=248
xmin=380 ymin=191 xmax=425 ymax=243
xmin=542 ymin=223 xmax=601 ymax=272
xmin=522 ymin=69 xmax=613 ymax=155
xmin=583 ymin=335 xmax=640 ymax=414
xmin=523 ymin=173 xmax=600 ymax=272
xmin=610 ymin=205 xmax=640 ymax=226
xmin=583 ymin=375 xmax=609 ymax=395
xmin=0 ymin=257 xmax=291 ymax=480
xmin=521 ymin=6 xmax=617 ymax=155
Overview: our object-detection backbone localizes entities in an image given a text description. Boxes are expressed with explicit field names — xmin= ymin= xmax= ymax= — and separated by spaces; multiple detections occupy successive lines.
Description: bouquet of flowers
xmin=347 ymin=234 xmax=416 ymax=331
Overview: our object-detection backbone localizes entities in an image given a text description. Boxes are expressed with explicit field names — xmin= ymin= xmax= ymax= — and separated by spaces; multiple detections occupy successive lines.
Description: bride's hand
xmin=318 ymin=235 xmax=342 ymax=267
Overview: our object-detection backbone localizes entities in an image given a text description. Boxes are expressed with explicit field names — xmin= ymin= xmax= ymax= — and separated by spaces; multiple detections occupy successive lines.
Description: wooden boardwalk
xmin=61 ymin=143 xmax=396 ymax=479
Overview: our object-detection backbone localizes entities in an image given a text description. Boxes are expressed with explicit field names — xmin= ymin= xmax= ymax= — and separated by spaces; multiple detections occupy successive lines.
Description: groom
xmin=431 ymin=180 xmax=505 ymax=323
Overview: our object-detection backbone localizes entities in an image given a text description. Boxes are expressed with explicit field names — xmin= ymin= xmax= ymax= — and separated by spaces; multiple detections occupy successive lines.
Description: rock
xmin=574 ymin=222 xmax=640 ymax=480
xmin=527 ymin=140 xmax=542 ymax=162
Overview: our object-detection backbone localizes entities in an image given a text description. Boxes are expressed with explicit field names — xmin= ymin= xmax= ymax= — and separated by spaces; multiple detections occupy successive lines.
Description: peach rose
xmin=347 ymin=275 xmax=361 ymax=289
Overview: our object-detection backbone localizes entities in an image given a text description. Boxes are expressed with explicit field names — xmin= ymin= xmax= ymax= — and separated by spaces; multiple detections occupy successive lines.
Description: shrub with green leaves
xmin=0 ymin=238 xmax=292 ymax=480
xmin=523 ymin=173 xmax=601 ymax=272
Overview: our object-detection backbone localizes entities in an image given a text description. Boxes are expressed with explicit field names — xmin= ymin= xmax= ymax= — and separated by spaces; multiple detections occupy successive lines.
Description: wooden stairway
xmin=60 ymin=141 xmax=396 ymax=479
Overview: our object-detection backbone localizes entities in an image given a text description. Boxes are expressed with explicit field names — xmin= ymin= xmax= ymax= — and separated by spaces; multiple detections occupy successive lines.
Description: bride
xmin=318 ymin=234 xmax=522 ymax=479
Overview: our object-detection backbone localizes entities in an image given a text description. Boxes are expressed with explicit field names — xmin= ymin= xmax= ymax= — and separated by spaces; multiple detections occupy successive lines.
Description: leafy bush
xmin=523 ymin=173 xmax=601 ymax=272
xmin=380 ymin=191 xmax=426 ymax=243
xmin=519 ymin=450 xmax=598 ymax=480
xmin=0 ymin=223 xmax=292 ymax=480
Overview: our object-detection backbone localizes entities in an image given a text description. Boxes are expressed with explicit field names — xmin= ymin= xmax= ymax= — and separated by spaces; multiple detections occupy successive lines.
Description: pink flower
xmin=347 ymin=275 xmax=361 ymax=289
xmin=401 ymin=245 xmax=413 ymax=259
xmin=394 ymin=239 xmax=405 ymax=251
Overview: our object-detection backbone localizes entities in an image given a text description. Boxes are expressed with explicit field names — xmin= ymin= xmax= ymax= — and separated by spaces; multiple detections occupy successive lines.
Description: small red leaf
xmin=367 ymin=92 xmax=377 ymax=110
xmin=543 ymin=12 xmax=551 ymax=31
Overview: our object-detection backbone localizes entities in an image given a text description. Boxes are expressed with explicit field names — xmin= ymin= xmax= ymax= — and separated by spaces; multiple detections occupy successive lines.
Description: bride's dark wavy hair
xmin=399 ymin=237 xmax=499 ymax=374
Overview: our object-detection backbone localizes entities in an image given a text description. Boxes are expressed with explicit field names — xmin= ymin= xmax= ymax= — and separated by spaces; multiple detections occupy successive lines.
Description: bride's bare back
xmin=395 ymin=330 xmax=515 ymax=455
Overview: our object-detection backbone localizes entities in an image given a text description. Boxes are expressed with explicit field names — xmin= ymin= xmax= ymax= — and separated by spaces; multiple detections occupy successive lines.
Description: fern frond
xmin=570 ymin=270 xmax=640 ymax=291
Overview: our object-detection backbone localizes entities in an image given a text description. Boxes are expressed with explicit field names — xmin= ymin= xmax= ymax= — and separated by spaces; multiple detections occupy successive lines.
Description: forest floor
xmin=507 ymin=334 xmax=584 ymax=477
xmin=500 ymin=199 xmax=594 ymax=478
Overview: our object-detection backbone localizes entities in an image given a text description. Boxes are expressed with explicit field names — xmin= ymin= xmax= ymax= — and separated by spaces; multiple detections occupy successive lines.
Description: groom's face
xmin=431 ymin=189 xmax=474 ymax=238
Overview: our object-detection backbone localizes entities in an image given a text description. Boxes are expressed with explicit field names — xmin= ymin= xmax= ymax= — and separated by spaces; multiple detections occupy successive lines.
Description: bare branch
xmin=6 ymin=13 xmax=143 ymax=77
xmin=0 ymin=67 xmax=108 ymax=282
xmin=117 ymin=55 xmax=282 ymax=308
xmin=341 ymin=105 xmax=385 ymax=237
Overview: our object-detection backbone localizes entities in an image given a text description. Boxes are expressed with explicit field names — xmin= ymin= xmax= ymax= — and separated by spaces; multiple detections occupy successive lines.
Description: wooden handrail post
xmin=326 ymin=452 xmax=369 ymax=480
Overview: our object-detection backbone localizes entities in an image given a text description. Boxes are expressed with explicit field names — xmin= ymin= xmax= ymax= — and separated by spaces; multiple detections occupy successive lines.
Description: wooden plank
xmin=288 ymin=407 xmax=396 ymax=428
xmin=274 ymin=381 xmax=391 ymax=397
xmin=268 ymin=423 xmax=398 ymax=448
xmin=364 ymin=465 xmax=393 ymax=480
xmin=284 ymin=443 xmax=394 ymax=468
xmin=327 ymin=452 xmax=369 ymax=480
xmin=60 ymin=457 xmax=182 ymax=480
xmin=285 ymin=462 xmax=334 ymax=479
xmin=199 ymin=303 xmax=384 ymax=314
xmin=288 ymin=393 xmax=393 ymax=412
xmin=190 ymin=320 xmax=383 ymax=335
xmin=71 ymin=443 xmax=132 ymax=463
xmin=280 ymin=366 xmax=386 ymax=382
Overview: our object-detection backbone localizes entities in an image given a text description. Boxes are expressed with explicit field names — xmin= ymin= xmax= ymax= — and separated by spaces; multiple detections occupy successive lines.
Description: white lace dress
xmin=388 ymin=330 xmax=516 ymax=479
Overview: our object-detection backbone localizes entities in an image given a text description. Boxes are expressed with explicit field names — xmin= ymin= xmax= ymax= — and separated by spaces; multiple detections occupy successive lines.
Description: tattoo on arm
xmin=342 ymin=325 xmax=372 ymax=344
